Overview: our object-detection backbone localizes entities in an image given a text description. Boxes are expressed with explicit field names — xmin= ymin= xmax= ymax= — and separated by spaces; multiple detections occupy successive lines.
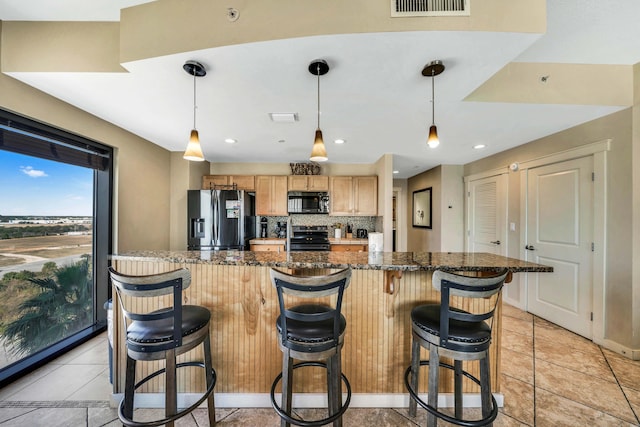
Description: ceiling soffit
xmin=467 ymin=62 xmax=634 ymax=107
xmin=119 ymin=0 xmax=546 ymax=64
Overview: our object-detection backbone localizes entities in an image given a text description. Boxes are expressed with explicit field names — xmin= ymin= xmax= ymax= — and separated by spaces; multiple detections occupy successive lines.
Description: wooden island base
xmin=110 ymin=251 xmax=550 ymax=408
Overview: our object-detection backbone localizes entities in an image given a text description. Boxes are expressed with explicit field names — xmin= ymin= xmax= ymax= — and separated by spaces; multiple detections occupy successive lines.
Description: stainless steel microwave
xmin=287 ymin=192 xmax=329 ymax=214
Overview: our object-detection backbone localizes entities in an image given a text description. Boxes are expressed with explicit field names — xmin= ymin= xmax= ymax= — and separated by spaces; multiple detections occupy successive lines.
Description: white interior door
xmin=525 ymin=156 xmax=593 ymax=338
xmin=467 ymin=174 xmax=507 ymax=256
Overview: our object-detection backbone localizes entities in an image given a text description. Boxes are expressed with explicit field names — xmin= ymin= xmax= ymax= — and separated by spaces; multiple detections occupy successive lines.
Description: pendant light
xmin=422 ymin=60 xmax=445 ymax=149
xmin=309 ymin=59 xmax=330 ymax=162
xmin=182 ymin=60 xmax=207 ymax=161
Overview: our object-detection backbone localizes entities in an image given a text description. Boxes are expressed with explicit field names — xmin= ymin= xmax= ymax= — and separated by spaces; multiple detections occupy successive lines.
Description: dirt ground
xmin=0 ymin=234 xmax=92 ymax=266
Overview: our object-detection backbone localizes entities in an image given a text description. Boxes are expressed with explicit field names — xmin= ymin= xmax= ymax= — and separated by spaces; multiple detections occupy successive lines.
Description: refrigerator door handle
xmin=212 ymin=189 xmax=219 ymax=245
xmin=236 ymin=190 xmax=243 ymax=247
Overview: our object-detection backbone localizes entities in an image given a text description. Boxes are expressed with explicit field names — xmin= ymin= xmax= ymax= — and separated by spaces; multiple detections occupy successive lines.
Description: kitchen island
xmin=109 ymin=251 xmax=551 ymax=408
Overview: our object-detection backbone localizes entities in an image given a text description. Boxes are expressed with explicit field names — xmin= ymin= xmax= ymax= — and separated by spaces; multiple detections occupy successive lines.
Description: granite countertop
xmin=111 ymin=250 xmax=552 ymax=272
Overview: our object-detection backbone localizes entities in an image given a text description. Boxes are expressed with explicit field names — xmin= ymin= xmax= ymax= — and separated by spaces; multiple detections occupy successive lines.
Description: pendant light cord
xmin=193 ymin=69 xmax=197 ymax=129
xmin=317 ymin=63 xmax=321 ymax=130
xmin=431 ymin=70 xmax=435 ymax=126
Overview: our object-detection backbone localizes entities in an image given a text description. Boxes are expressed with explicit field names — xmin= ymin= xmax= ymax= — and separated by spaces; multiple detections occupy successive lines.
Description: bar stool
xmin=405 ymin=269 xmax=509 ymax=427
xmin=269 ymin=268 xmax=352 ymax=427
xmin=109 ymin=267 xmax=216 ymax=427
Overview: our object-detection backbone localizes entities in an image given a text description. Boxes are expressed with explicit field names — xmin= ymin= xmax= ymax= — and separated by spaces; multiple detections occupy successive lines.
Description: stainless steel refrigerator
xmin=187 ymin=189 xmax=256 ymax=250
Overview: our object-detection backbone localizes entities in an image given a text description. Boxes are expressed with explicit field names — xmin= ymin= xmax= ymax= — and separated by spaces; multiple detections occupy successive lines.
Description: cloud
xmin=20 ymin=166 xmax=48 ymax=178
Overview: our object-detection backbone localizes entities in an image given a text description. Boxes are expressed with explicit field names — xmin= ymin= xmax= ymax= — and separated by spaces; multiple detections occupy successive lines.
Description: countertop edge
xmin=110 ymin=250 xmax=553 ymax=273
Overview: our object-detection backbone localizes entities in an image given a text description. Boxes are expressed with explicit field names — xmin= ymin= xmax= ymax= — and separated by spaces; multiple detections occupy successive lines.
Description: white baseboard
xmin=592 ymin=338 xmax=640 ymax=360
xmin=110 ymin=392 xmax=504 ymax=409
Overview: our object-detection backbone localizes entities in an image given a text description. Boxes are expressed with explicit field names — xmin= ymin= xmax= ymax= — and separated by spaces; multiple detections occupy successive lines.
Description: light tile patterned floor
xmin=0 ymin=304 xmax=639 ymax=426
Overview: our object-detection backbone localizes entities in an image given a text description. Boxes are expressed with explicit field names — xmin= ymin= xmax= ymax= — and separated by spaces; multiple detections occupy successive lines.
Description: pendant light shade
xmin=182 ymin=60 xmax=206 ymax=162
xmin=427 ymin=125 xmax=439 ymax=148
xmin=422 ymin=60 xmax=445 ymax=149
xmin=309 ymin=59 xmax=330 ymax=162
xmin=183 ymin=129 xmax=205 ymax=161
xmin=310 ymin=129 xmax=328 ymax=161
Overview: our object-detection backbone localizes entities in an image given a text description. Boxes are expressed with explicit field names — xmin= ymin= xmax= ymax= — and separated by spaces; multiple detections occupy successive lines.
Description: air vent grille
xmin=391 ymin=0 xmax=469 ymax=17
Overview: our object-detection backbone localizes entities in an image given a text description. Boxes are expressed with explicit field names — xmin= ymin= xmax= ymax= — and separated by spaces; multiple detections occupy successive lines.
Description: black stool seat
xmin=412 ymin=304 xmax=491 ymax=345
xmin=270 ymin=268 xmax=352 ymax=427
xmin=109 ymin=267 xmax=216 ymax=427
xmin=276 ymin=304 xmax=347 ymax=344
xmin=405 ymin=269 xmax=509 ymax=427
xmin=128 ymin=305 xmax=210 ymax=344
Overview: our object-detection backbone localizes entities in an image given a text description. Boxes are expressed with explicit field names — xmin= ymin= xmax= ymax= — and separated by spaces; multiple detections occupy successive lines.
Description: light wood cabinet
xmin=287 ymin=175 xmax=329 ymax=191
xmin=330 ymin=244 xmax=368 ymax=252
xmin=250 ymin=244 xmax=285 ymax=252
xmin=329 ymin=176 xmax=377 ymax=216
xmin=202 ymin=175 xmax=255 ymax=191
xmin=256 ymin=175 xmax=288 ymax=216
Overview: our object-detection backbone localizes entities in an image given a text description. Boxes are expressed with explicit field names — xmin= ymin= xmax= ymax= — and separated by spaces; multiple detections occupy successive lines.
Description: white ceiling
xmin=1 ymin=1 xmax=639 ymax=178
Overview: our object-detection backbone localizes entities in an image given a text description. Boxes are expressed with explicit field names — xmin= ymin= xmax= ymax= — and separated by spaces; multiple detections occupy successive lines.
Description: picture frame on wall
xmin=412 ymin=187 xmax=432 ymax=228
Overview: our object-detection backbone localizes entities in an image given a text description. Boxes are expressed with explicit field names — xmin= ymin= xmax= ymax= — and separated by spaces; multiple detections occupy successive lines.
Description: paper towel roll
xmin=368 ymin=232 xmax=383 ymax=252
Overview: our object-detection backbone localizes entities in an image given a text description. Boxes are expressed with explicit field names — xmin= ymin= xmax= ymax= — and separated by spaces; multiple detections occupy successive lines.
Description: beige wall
xmin=406 ymin=165 xmax=464 ymax=252
xmin=0 ymin=51 xmax=173 ymax=252
xmin=375 ymin=154 xmax=394 ymax=251
xmin=407 ymin=166 xmax=441 ymax=251
xmin=464 ymin=108 xmax=634 ymax=349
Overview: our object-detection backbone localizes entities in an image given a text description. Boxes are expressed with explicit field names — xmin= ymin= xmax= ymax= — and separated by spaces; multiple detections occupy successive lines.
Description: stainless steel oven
xmin=289 ymin=225 xmax=330 ymax=251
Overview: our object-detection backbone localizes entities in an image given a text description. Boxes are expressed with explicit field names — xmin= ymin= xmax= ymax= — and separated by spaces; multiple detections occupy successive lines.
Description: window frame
xmin=0 ymin=109 xmax=113 ymax=387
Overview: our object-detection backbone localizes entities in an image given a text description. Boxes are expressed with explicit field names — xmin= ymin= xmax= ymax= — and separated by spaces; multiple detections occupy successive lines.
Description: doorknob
xmin=490 ymin=240 xmax=501 ymax=245
xmin=525 ymin=245 xmax=535 ymax=250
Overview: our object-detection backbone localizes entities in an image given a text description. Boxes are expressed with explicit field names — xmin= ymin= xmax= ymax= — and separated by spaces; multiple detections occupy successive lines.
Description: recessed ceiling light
xmin=334 ymin=139 xmax=345 ymax=144
xmin=225 ymin=138 xmax=237 ymax=144
xmin=393 ymin=170 xmax=399 ymax=174
xmin=473 ymin=144 xmax=486 ymax=149
xmin=269 ymin=113 xmax=298 ymax=122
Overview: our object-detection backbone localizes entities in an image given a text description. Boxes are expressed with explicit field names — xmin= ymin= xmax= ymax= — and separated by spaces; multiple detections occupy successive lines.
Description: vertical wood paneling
xmin=112 ymin=261 xmax=503 ymax=395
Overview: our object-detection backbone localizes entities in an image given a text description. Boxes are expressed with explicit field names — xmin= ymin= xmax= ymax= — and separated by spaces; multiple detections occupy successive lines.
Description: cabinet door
xmin=256 ymin=176 xmax=289 ymax=216
xmin=288 ymin=175 xmax=308 ymax=191
xmin=308 ymin=175 xmax=329 ymax=191
xmin=231 ymin=175 xmax=255 ymax=191
xmin=255 ymin=176 xmax=273 ymax=216
xmin=354 ymin=176 xmax=378 ymax=215
xmin=329 ymin=176 xmax=354 ymax=215
xmin=271 ymin=176 xmax=289 ymax=215
xmin=202 ymin=175 xmax=229 ymax=189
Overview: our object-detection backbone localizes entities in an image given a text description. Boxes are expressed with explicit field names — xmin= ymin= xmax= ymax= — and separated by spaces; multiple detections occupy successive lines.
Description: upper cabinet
xmin=256 ymin=175 xmax=288 ymax=216
xmin=329 ymin=176 xmax=377 ymax=216
xmin=287 ymin=175 xmax=329 ymax=191
xmin=202 ymin=175 xmax=255 ymax=191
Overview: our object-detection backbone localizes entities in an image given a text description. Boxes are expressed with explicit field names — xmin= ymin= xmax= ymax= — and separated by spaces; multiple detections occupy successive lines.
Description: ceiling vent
xmin=391 ymin=0 xmax=469 ymax=17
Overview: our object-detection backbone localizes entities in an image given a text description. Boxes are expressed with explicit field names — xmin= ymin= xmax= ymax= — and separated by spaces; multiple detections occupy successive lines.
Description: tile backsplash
xmin=260 ymin=215 xmax=377 ymax=238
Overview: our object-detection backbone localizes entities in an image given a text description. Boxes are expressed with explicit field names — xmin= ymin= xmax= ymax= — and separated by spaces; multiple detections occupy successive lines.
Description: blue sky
xmin=0 ymin=151 xmax=93 ymax=216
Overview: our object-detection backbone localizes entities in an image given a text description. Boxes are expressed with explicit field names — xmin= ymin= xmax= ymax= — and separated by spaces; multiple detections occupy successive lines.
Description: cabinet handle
xmin=525 ymin=245 xmax=535 ymax=251
xmin=490 ymin=240 xmax=501 ymax=245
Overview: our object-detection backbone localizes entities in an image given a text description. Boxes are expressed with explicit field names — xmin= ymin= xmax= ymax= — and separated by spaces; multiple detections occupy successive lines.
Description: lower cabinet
xmin=330 ymin=244 xmax=368 ymax=252
xmin=250 ymin=244 xmax=285 ymax=252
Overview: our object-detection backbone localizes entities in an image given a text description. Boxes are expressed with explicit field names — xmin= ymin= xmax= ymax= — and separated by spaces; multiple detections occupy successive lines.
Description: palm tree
xmin=2 ymin=258 xmax=93 ymax=356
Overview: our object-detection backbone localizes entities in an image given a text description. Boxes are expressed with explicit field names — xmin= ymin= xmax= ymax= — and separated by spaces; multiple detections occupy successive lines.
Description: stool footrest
xmin=118 ymin=361 xmax=216 ymax=427
xmin=270 ymin=361 xmax=351 ymax=427
xmin=404 ymin=360 xmax=498 ymax=427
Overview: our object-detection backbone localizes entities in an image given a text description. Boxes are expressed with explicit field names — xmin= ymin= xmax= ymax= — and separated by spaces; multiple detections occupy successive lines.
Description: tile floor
xmin=0 ymin=304 xmax=639 ymax=426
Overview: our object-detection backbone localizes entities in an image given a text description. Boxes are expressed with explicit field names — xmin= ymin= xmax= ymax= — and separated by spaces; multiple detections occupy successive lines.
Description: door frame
xmin=519 ymin=139 xmax=609 ymax=345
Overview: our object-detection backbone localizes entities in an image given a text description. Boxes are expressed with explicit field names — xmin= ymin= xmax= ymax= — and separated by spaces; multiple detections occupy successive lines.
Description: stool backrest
xmin=432 ymin=269 xmax=509 ymax=352
xmin=270 ymin=268 xmax=351 ymax=352
xmin=108 ymin=266 xmax=191 ymax=350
